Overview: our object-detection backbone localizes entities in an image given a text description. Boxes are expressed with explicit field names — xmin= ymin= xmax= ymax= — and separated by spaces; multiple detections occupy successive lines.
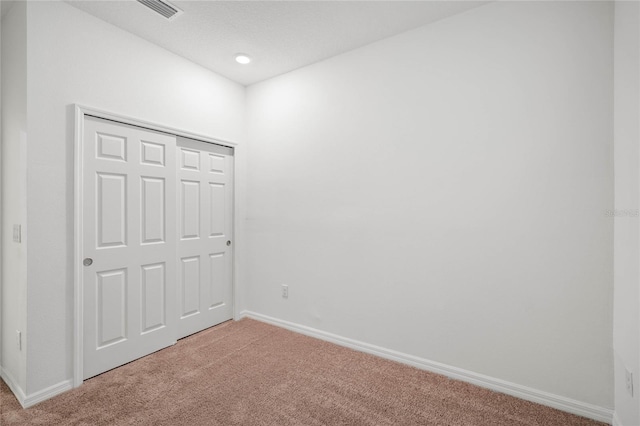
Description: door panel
xmin=180 ymin=255 xmax=201 ymax=318
xmin=96 ymin=133 xmax=127 ymax=161
xmin=141 ymin=177 xmax=165 ymax=244
xmin=141 ymin=262 xmax=166 ymax=333
xmin=140 ymin=141 xmax=165 ymax=166
xmin=96 ymin=268 xmax=127 ymax=348
xmin=181 ymin=148 xmax=200 ymax=170
xmin=176 ymin=137 xmax=234 ymax=339
xmin=209 ymin=183 xmax=225 ymax=236
xmin=83 ymin=116 xmax=177 ymax=380
xmin=96 ymin=173 xmax=127 ymax=248
xmin=180 ymin=180 xmax=200 ymax=239
xmin=209 ymin=253 xmax=226 ymax=308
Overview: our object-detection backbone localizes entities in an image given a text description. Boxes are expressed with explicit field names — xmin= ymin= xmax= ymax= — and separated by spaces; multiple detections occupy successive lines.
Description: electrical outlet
xmin=16 ymin=330 xmax=22 ymax=351
xmin=626 ymin=368 xmax=634 ymax=397
xmin=13 ymin=224 xmax=21 ymax=243
xmin=282 ymin=284 xmax=289 ymax=299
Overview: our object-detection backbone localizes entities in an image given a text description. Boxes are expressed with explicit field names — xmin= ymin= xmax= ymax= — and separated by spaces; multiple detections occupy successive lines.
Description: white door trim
xmin=73 ymin=104 xmax=239 ymax=387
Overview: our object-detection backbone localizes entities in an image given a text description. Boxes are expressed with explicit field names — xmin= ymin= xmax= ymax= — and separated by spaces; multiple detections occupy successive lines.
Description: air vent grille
xmin=137 ymin=0 xmax=182 ymax=20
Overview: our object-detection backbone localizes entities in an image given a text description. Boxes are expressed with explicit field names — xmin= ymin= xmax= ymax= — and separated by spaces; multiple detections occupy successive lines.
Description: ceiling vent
xmin=137 ymin=0 xmax=183 ymax=20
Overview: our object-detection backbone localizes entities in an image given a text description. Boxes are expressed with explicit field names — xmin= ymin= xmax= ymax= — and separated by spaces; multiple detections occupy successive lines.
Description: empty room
xmin=0 ymin=0 xmax=638 ymax=424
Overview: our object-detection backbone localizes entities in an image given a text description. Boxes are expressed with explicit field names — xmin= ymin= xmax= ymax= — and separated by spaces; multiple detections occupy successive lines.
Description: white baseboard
xmin=612 ymin=412 xmax=621 ymax=426
xmin=1 ymin=366 xmax=73 ymax=409
xmin=1 ymin=366 xmax=27 ymax=408
xmin=240 ymin=310 xmax=614 ymax=424
xmin=23 ymin=379 xmax=73 ymax=408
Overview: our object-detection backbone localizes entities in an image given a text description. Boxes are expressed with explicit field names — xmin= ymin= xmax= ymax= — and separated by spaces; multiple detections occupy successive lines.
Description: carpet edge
xmin=240 ymin=310 xmax=614 ymax=425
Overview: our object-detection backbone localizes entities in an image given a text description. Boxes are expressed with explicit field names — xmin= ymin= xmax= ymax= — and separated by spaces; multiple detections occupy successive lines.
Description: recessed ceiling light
xmin=235 ymin=54 xmax=251 ymax=65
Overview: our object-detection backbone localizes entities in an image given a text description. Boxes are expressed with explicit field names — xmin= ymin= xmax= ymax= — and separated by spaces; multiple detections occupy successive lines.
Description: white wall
xmin=1 ymin=0 xmax=27 ymax=395
xmin=23 ymin=1 xmax=245 ymax=395
xmin=613 ymin=2 xmax=640 ymax=425
xmin=246 ymin=0 xmax=614 ymax=409
xmin=0 ymin=0 xmax=2 ymax=384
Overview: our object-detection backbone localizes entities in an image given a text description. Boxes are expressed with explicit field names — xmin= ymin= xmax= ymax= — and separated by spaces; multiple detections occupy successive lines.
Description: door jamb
xmin=73 ymin=104 xmax=239 ymax=387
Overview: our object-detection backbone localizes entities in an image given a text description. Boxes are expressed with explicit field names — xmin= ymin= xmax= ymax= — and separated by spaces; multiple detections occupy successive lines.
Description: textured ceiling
xmin=67 ymin=1 xmax=487 ymax=86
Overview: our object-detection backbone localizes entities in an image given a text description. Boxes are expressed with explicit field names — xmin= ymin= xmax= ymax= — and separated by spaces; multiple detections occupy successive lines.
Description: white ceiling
xmin=67 ymin=1 xmax=487 ymax=86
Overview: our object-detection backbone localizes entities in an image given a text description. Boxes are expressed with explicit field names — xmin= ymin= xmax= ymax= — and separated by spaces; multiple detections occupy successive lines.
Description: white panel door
xmin=83 ymin=116 xmax=177 ymax=379
xmin=177 ymin=137 xmax=234 ymax=339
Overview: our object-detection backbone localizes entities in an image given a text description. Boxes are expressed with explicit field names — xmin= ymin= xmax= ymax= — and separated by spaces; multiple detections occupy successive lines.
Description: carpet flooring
xmin=1 ymin=318 xmax=605 ymax=425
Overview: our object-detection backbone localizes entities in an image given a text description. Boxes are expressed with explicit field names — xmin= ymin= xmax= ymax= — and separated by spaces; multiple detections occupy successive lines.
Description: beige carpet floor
xmin=1 ymin=318 xmax=604 ymax=425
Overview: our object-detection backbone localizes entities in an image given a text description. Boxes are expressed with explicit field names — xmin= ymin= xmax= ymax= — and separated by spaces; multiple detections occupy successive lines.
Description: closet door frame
xmin=73 ymin=104 xmax=239 ymax=388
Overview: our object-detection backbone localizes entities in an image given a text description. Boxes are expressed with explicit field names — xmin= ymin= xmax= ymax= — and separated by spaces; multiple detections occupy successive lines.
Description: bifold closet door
xmin=176 ymin=137 xmax=234 ymax=339
xmin=82 ymin=116 xmax=177 ymax=379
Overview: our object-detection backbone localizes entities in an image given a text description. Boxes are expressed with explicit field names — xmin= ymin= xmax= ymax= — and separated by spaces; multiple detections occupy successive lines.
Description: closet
xmin=81 ymin=116 xmax=233 ymax=379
